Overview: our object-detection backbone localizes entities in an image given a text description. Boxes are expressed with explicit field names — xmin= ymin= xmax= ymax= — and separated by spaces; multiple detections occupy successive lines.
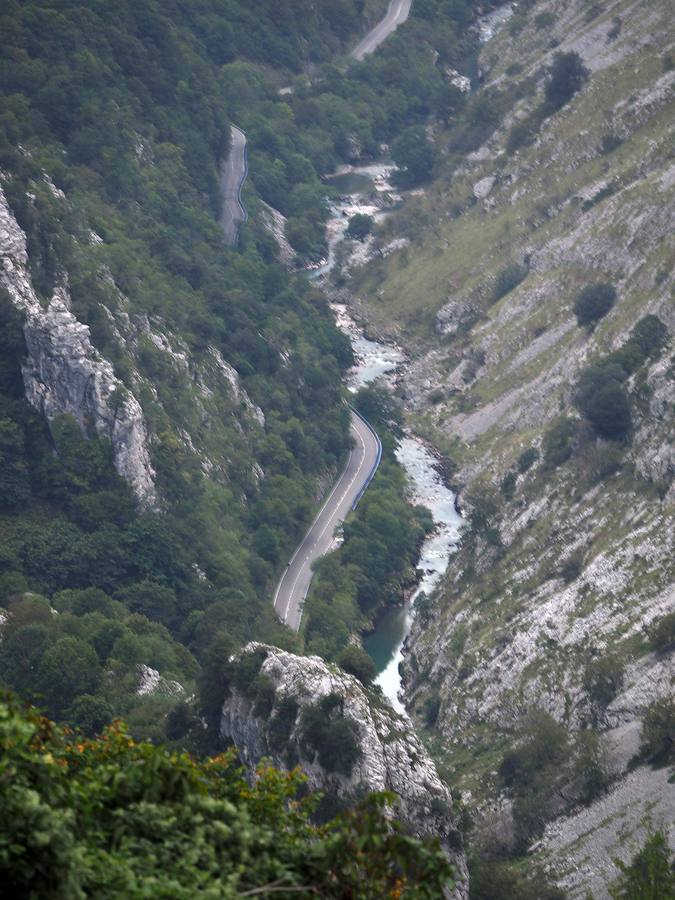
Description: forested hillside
xmin=0 ymin=0 xmax=383 ymax=738
xmin=0 ymin=0 xmax=501 ymax=740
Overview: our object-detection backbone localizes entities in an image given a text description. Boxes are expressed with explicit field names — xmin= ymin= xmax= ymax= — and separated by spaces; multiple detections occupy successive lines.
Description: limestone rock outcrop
xmin=0 ymin=183 xmax=157 ymax=505
xmin=221 ymin=642 xmax=469 ymax=899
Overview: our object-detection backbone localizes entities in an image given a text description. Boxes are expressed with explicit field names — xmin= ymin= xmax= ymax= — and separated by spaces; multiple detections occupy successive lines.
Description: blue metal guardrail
xmin=349 ymin=405 xmax=382 ymax=510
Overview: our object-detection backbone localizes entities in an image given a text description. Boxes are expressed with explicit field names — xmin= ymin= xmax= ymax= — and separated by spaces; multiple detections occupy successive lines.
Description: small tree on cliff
xmin=346 ymin=213 xmax=373 ymax=241
xmin=544 ymin=51 xmax=590 ymax=110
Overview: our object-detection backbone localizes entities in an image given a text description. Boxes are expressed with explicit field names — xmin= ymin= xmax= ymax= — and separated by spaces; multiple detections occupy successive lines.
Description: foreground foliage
xmin=609 ymin=831 xmax=675 ymax=900
xmin=0 ymin=695 xmax=455 ymax=898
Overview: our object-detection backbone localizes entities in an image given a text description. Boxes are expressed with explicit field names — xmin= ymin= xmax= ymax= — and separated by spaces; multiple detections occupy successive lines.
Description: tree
xmin=583 ymin=654 xmax=624 ymax=707
xmin=0 ymin=419 xmax=29 ymax=508
xmin=35 ymin=637 xmax=101 ymax=718
xmin=69 ymin=694 xmax=113 ymax=736
xmin=575 ymin=364 xmax=632 ymax=441
xmin=0 ymin=624 xmax=53 ymax=695
xmin=544 ymin=51 xmax=590 ymax=110
xmin=346 ymin=213 xmax=373 ymax=241
xmin=574 ymin=282 xmax=617 ymax=327
xmin=609 ymin=831 xmax=675 ymax=899
xmin=115 ymin=580 xmax=178 ymax=628
xmin=392 ymin=126 xmax=436 ymax=187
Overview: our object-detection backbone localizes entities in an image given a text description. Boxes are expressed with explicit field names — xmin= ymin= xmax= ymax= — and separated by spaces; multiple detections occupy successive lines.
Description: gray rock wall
xmin=221 ymin=642 xmax=469 ymax=899
xmin=0 ymin=183 xmax=157 ymax=506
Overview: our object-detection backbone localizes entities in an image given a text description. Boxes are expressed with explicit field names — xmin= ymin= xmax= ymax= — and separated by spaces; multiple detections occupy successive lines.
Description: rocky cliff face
xmin=220 ymin=642 xmax=469 ymax=899
xmin=0 ymin=183 xmax=157 ymax=505
xmin=345 ymin=0 xmax=674 ymax=893
xmin=0 ymin=178 xmax=268 ymax=505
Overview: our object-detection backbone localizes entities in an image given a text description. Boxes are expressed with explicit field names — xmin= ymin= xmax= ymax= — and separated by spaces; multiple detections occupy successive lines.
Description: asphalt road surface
xmin=219 ymin=125 xmax=248 ymax=247
xmin=351 ymin=0 xmax=413 ymax=60
xmin=273 ymin=411 xmax=381 ymax=631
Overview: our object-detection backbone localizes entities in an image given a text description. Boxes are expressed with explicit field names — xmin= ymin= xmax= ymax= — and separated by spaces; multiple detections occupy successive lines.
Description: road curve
xmin=219 ymin=125 xmax=248 ymax=247
xmin=273 ymin=410 xmax=382 ymax=631
xmin=351 ymin=0 xmax=413 ymax=60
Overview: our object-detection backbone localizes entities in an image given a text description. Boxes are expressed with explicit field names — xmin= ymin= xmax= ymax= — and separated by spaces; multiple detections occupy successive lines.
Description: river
xmin=343 ymin=310 xmax=463 ymax=713
xmin=317 ymin=174 xmax=465 ymax=713
xmin=310 ymin=4 xmax=512 ymax=711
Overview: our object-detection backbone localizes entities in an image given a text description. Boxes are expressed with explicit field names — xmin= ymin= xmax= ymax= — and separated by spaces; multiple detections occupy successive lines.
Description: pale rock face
xmin=208 ymin=346 xmax=265 ymax=427
xmin=136 ymin=664 xmax=184 ymax=697
xmin=537 ymin=764 xmax=675 ymax=900
xmin=473 ymin=176 xmax=495 ymax=200
xmin=0 ymin=183 xmax=157 ymax=506
xmin=259 ymin=201 xmax=295 ymax=268
xmin=445 ymin=68 xmax=472 ymax=94
xmin=220 ymin=643 xmax=469 ymax=899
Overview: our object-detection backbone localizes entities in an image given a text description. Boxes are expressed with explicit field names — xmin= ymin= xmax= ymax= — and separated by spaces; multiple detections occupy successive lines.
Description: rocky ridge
xmin=0 ymin=183 xmax=157 ymax=505
xmin=220 ymin=642 xmax=469 ymax=899
xmin=344 ymin=0 xmax=674 ymax=893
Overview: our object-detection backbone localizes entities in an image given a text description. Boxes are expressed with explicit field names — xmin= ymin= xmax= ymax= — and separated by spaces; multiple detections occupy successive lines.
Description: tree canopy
xmin=0 ymin=694 xmax=456 ymax=898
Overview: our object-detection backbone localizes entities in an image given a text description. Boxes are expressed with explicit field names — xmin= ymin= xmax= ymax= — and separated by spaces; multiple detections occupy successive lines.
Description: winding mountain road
xmin=219 ymin=125 xmax=248 ymax=247
xmin=351 ymin=0 xmax=413 ymax=60
xmin=273 ymin=410 xmax=382 ymax=631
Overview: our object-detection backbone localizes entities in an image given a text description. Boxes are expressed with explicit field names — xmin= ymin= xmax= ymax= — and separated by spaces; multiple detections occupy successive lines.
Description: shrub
xmin=469 ymin=858 xmax=567 ymax=900
xmin=506 ymin=119 xmax=538 ymax=153
xmin=301 ymin=693 xmax=361 ymax=775
xmin=560 ymin=549 xmax=584 ymax=583
xmin=492 ymin=263 xmax=528 ymax=302
xmin=501 ymin=471 xmax=517 ymax=500
xmin=508 ymin=14 xmax=527 ymax=36
xmin=346 ymin=213 xmax=373 ymax=242
xmin=543 ymin=418 xmax=578 ymax=468
xmin=599 ymin=133 xmax=623 ymax=154
xmin=583 ymin=654 xmax=624 ymax=707
xmin=535 ymin=12 xmax=556 ymax=29
xmin=498 ymin=709 xmax=570 ymax=788
xmin=465 ymin=484 xmax=500 ymax=533
xmin=268 ymin=695 xmax=300 ymax=752
xmin=252 ymin=674 xmax=276 ymax=718
xmin=338 ymin=645 xmax=376 ymax=684
xmin=544 ymin=51 xmax=589 ymax=110
xmin=575 ymin=364 xmax=631 ymax=441
xmin=423 ymin=693 xmax=441 ymax=727
xmin=0 ymin=696 xmax=454 ymax=898
xmin=573 ymin=282 xmax=617 ymax=327
xmin=639 ymin=696 xmax=675 ymax=763
xmin=581 ymin=183 xmax=616 ymax=212
xmin=498 ymin=710 xmax=571 ymax=849
xmin=517 ymin=447 xmax=539 ymax=473
xmin=609 ymin=830 xmax=675 ymax=899
xmin=581 ymin=441 xmax=624 ymax=485
xmin=649 ymin=611 xmax=675 ymax=654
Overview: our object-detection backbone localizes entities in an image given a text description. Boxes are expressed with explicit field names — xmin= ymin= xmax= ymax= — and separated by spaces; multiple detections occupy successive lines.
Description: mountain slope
xmin=346 ymin=0 xmax=674 ymax=892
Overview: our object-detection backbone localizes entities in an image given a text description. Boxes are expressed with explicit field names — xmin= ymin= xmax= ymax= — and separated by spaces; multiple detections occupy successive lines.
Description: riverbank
xmin=327 ymin=294 xmax=465 ymax=711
